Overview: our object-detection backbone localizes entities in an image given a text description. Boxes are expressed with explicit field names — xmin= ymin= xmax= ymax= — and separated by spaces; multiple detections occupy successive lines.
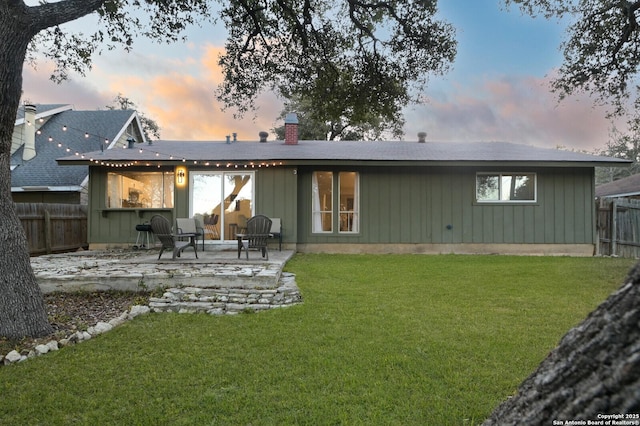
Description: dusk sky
xmin=20 ymin=0 xmax=621 ymax=151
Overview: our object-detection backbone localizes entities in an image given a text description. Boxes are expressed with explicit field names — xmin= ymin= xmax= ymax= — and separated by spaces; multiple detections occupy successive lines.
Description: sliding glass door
xmin=190 ymin=171 xmax=254 ymax=242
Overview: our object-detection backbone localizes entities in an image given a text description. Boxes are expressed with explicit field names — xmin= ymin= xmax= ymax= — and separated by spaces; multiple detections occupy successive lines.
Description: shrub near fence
xmin=15 ymin=203 xmax=88 ymax=256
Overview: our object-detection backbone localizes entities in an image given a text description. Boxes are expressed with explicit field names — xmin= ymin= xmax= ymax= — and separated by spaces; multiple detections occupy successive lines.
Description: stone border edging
xmin=1 ymin=272 xmax=302 ymax=367
xmin=1 ymin=305 xmax=151 ymax=366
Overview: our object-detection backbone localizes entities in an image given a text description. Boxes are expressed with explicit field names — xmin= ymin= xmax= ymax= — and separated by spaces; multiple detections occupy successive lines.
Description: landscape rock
xmin=128 ymin=305 xmax=150 ymax=319
xmin=58 ymin=338 xmax=72 ymax=347
xmin=93 ymin=321 xmax=113 ymax=334
xmin=46 ymin=341 xmax=59 ymax=351
xmin=4 ymin=350 xmax=21 ymax=364
xmin=35 ymin=344 xmax=50 ymax=355
xmin=108 ymin=317 xmax=126 ymax=327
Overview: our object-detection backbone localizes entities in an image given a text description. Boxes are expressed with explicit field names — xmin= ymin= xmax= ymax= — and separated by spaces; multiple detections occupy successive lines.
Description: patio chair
xmin=150 ymin=215 xmax=198 ymax=260
xmin=237 ymin=214 xmax=272 ymax=260
xmin=177 ymin=217 xmax=204 ymax=251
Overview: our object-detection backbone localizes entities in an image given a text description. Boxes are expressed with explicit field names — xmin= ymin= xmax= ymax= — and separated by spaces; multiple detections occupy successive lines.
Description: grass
xmin=0 ymin=254 xmax=634 ymax=425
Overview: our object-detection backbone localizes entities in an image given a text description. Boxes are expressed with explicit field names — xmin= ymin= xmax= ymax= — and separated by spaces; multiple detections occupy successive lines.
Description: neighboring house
xmin=58 ymin=114 xmax=630 ymax=255
xmin=11 ymin=103 xmax=146 ymax=204
xmin=595 ymin=173 xmax=640 ymax=200
xmin=594 ymin=173 xmax=640 ymax=258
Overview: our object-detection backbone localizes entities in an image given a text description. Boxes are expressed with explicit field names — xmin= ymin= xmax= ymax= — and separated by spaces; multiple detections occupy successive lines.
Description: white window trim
xmin=312 ymin=171 xmax=360 ymax=234
xmin=475 ymin=172 xmax=537 ymax=203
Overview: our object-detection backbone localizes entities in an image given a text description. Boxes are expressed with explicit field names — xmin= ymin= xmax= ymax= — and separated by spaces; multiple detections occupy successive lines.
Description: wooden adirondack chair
xmin=237 ymin=214 xmax=272 ymax=260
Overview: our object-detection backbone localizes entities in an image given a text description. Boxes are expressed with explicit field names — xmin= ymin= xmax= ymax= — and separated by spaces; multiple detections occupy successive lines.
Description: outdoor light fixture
xmin=177 ymin=169 xmax=185 ymax=184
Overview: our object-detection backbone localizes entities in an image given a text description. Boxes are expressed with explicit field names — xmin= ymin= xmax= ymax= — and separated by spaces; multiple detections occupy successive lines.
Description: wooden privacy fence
xmin=16 ymin=203 xmax=88 ymax=256
xmin=597 ymin=198 xmax=640 ymax=258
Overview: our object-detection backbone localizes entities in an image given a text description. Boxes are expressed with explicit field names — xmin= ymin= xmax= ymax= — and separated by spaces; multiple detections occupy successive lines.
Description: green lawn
xmin=0 ymin=254 xmax=634 ymax=425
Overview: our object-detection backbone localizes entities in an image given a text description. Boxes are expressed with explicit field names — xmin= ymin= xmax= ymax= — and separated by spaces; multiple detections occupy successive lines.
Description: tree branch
xmin=609 ymin=1 xmax=640 ymax=61
xmin=26 ymin=0 xmax=106 ymax=34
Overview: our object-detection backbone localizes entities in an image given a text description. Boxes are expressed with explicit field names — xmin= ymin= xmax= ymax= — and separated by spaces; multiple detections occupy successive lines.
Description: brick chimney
xmin=284 ymin=113 xmax=298 ymax=145
xmin=22 ymin=104 xmax=37 ymax=161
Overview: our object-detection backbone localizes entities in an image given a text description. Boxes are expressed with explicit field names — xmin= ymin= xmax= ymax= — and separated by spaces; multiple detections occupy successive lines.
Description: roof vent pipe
xmin=233 ymin=132 xmax=237 ymax=142
xmin=284 ymin=113 xmax=299 ymax=145
xmin=418 ymin=132 xmax=427 ymax=143
xmin=259 ymin=131 xmax=269 ymax=143
xmin=127 ymin=137 xmax=136 ymax=149
xmin=226 ymin=135 xmax=231 ymax=144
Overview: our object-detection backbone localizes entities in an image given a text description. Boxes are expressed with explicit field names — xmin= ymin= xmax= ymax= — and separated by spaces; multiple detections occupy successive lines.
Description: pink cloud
xmin=406 ymin=74 xmax=621 ymax=150
xmin=21 ymin=45 xmax=282 ymax=142
xmin=21 ymin=63 xmax=113 ymax=110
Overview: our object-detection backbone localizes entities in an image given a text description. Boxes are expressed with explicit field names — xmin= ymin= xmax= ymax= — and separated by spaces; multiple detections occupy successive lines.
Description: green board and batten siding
xmin=295 ymin=166 xmax=595 ymax=245
xmin=86 ymin=167 xmax=297 ymax=247
xmin=254 ymin=167 xmax=298 ymax=244
xmin=86 ymin=164 xmax=594 ymax=249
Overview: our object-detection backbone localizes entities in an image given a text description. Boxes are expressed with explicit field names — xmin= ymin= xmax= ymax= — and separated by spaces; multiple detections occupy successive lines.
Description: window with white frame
xmin=107 ymin=171 xmax=174 ymax=208
xmin=476 ymin=172 xmax=536 ymax=202
xmin=312 ymin=171 xmax=359 ymax=233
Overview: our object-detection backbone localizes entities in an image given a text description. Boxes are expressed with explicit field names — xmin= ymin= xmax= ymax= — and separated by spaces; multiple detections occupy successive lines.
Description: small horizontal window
xmin=107 ymin=171 xmax=174 ymax=208
xmin=476 ymin=173 xmax=536 ymax=203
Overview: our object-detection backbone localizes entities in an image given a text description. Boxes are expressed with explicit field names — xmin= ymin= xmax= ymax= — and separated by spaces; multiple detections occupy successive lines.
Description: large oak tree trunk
xmin=0 ymin=3 xmax=52 ymax=339
xmin=0 ymin=0 xmax=106 ymax=339
xmin=483 ymin=262 xmax=640 ymax=424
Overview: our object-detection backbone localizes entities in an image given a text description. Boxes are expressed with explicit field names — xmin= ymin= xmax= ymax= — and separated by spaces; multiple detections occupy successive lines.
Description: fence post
xmin=44 ymin=208 xmax=52 ymax=254
xmin=611 ymin=199 xmax=617 ymax=256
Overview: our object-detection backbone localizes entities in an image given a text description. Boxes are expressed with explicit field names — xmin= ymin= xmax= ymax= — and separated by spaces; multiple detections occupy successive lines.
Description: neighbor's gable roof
xmin=14 ymin=104 xmax=72 ymax=124
xmin=596 ymin=173 xmax=640 ymax=198
xmin=12 ymin=109 xmax=140 ymax=189
xmin=58 ymin=139 xmax=632 ymax=168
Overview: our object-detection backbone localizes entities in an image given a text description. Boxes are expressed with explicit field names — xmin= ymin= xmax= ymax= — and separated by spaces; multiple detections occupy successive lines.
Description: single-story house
xmin=57 ymin=114 xmax=631 ymax=255
xmin=11 ymin=103 xmax=146 ymax=204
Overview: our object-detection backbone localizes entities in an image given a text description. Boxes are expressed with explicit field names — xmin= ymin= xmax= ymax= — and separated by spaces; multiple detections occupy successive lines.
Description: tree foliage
xmin=106 ymin=93 xmax=161 ymax=140
xmin=29 ymin=1 xmax=457 ymax=122
xmin=272 ymin=94 xmax=404 ymax=141
xmin=505 ymin=0 xmax=640 ymax=116
xmin=596 ymin=115 xmax=640 ymax=184
xmin=217 ymin=1 xmax=456 ymax=119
